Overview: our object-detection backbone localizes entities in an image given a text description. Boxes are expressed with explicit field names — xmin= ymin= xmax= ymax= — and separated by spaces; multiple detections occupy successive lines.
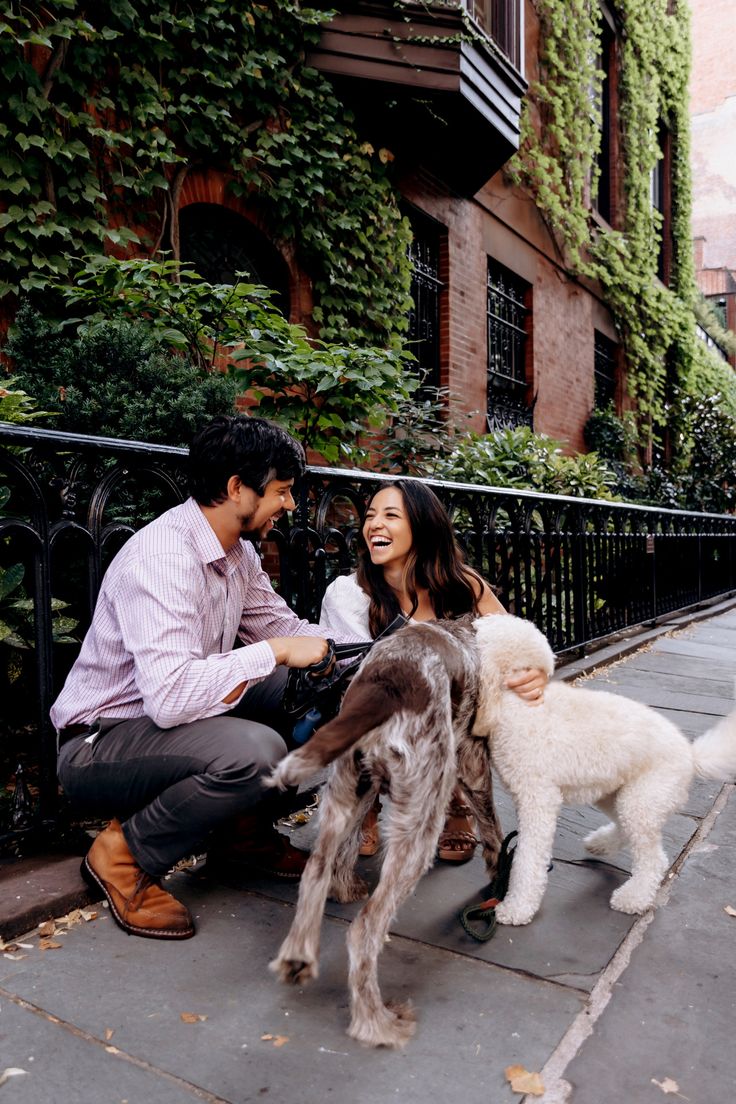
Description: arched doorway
xmin=179 ymin=203 xmax=291 ymax=315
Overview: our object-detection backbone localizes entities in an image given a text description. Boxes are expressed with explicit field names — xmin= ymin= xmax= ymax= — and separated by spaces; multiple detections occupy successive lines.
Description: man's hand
xmin=267 ymin=635 xmax=332 ymax=668
xmin=506 ymin=667 xmax=548 ymax=705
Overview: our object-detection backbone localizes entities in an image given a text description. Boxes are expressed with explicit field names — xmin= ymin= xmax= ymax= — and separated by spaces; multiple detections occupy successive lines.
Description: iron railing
xmin=2 ymin=423 xmax=736 ymax=848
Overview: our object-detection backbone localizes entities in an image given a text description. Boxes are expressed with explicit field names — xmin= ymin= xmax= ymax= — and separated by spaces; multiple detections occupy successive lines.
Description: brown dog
xmin=267 ymin=617 xmax=502 ymax=1048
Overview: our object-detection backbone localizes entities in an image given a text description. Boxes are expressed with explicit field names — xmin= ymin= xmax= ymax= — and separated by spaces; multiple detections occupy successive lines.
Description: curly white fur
xmin=472 ymin=615 xmax=736 ymax=924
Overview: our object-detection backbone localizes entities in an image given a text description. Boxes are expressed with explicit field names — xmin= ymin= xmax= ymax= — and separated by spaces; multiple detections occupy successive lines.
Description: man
xmin=52 ymin=415 xmax=348 ymax=941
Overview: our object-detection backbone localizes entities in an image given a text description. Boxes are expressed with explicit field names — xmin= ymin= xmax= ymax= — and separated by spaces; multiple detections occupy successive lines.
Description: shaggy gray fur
xmin=268 ymin=617 xmax=502 ymax=1048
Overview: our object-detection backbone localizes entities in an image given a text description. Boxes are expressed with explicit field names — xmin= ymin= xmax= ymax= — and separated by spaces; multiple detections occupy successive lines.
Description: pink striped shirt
xmin=51 ymin=497 xmax=345 ymax=731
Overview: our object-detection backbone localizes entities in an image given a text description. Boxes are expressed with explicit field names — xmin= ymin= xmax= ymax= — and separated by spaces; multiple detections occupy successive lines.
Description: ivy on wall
xmin=0 ymin=1 xmax=413 ymax=346
xmin=507 ymin=0 xmax=704 ymax=450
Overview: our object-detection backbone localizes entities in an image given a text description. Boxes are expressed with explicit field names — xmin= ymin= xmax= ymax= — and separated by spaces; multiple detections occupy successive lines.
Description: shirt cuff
xmin=239 ymin=639 xmax=278 ymax=681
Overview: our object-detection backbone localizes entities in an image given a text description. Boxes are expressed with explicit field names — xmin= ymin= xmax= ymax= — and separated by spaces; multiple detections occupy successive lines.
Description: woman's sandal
xmin=359 ymin=796 xmax=381 ymax=857
xmin=437 ymin=798 xmax=478 ymax=864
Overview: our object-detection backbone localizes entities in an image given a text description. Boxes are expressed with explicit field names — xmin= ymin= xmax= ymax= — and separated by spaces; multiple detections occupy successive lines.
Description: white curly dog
xmin=472 ymin=614 xmax=736 ymax=925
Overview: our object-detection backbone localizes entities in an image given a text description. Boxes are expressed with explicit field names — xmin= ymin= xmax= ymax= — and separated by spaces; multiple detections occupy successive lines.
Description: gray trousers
xmin=57 ymin=667 xmax=292 ymax=877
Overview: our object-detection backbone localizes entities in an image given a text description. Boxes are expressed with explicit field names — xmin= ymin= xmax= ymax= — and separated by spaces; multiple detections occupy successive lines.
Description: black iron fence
xmin=2 ymin=423 xmax=736 ymax=849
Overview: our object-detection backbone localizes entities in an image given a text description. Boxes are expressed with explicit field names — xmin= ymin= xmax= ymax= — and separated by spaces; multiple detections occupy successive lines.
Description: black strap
xmin=458 ymin=831 xmax=518 ymax=942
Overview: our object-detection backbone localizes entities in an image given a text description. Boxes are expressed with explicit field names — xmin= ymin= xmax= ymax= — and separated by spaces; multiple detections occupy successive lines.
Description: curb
xmin=0 ymin=853 xmax=95 ymax=942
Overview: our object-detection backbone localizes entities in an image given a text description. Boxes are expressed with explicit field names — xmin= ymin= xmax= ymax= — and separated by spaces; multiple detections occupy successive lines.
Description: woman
xmin=319 ymin=479 xmax=547 ymax=860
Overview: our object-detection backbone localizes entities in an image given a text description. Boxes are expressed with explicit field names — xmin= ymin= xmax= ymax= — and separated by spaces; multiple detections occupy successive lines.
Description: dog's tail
xmin=266 ymin=677 xmax=399 ymax=791
xmin=692 ymin=705 xmax=736 ymax=780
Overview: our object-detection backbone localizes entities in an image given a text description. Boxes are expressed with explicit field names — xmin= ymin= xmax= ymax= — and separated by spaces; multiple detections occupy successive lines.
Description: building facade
xmin=5 ymin=2 xmax=691 ymax=457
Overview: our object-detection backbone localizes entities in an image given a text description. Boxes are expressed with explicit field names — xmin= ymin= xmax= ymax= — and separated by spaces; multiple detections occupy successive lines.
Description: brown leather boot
xmin=82 ymin=820 xmax=195 ymax=940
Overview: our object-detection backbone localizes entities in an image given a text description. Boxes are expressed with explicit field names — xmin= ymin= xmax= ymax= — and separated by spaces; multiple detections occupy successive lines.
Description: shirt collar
xmin=183 ymin=497 xmax=248 ymax=575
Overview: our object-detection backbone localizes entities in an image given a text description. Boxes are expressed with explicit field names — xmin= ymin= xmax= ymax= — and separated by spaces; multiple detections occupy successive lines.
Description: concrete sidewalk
xmin=1 ymin=608 xmax=736 ymax=1104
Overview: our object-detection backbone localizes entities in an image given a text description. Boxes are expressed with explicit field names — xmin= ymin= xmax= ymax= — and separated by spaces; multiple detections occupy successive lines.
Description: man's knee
xmin=208 ymin=719 xmax=287 ymax=782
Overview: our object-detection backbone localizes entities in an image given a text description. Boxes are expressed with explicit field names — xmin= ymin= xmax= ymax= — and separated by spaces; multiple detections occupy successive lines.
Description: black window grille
xmin=594 ymin=330 xmax=618 ymax=407
xmin=407 ymin=215 xmax=443 ymax=390
xmin=487 ymin=258 xmax=532 ymax=430
xmin=463 ymin=0 xmax=521 ymax=70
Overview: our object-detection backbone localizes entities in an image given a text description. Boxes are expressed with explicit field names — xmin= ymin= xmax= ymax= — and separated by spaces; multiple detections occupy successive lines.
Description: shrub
xmin=435 ymin=427 xmax=619 ymax=500
xmin=4 ymin=302 xmax=240 ymax=446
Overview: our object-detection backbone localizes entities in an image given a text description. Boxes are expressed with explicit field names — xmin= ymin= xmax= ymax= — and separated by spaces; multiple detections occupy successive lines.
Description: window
xmin=594 ymin=331 xmax=618 ymax=407
xmin=407 ymin=212 xmax=444 ymax=391
xmin=463 ymin=0 xmax=522 ymax=70
xmin=486 ymin=258 xmax=532 ymax=430
xmin=708 ymin=296 xmax=728 ymax=329
xmin=650 ymin=124 xmax=671 ymax=284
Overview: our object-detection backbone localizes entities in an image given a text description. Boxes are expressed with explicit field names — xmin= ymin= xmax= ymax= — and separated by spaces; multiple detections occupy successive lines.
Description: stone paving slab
xmin=588 ymin=665 xmax=735 ymax=698
xmin=561 ymin=785 xmax=736 ymax=1104
xmin=0 ymin=885 xmax=583 ymax=1104
xmin=648 ymin=637 xmax=736 ymax=662
xmin=615 ymin=650 xmax=736 ymax=683
xmin=0 ymin=994 xmax=204 ymax=1104
xmin=578 ymin=678 xmax=732 ymax=715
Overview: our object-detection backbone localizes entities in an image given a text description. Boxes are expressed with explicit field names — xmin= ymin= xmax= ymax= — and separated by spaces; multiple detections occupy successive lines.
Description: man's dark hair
xmin=188 ymin=415 xmax=305 ymax=504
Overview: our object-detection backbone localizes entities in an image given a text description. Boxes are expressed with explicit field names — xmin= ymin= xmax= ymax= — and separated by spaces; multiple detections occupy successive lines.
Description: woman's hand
xmin=506 ymin=667 xmax=548 ymax=705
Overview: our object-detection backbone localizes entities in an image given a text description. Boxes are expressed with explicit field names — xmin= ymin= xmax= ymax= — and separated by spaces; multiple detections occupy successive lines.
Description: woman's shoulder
xmin=322 ymin=572 xmax=370 ymax=611
xmin=324 ymin=571 xmax=363 ymax=596
xmin=319 ymin=571 xmax=371 ymax=636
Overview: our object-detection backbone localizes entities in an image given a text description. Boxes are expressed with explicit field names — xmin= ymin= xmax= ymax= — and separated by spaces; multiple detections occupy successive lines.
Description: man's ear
xmin=226 ymin=474 xmax=242 ymax=501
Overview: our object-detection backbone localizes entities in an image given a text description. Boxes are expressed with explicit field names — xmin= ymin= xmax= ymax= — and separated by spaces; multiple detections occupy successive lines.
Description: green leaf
xmin=0 ymin=564 xmax=24 ymax=600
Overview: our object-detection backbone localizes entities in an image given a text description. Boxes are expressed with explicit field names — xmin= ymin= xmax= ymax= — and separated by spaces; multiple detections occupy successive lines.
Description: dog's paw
xmin=609 ymin=883 xmax=656 ymax=915
xmin=495 ymin=899 xmax=536 ymax=926
xmin=347 ymin=1001 xmax=417 ymax=1049
xmin=329 ymin=874 xmax=370 ymax=904
xmin=583 ymin=825 xmax=620 ymax=856
xmin=269 ymin=953 xmax=319 ymax=985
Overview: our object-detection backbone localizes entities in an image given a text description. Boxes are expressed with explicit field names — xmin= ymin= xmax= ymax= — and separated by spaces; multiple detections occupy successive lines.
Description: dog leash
xmin=458 ymin=831 xmax=518 ymax=942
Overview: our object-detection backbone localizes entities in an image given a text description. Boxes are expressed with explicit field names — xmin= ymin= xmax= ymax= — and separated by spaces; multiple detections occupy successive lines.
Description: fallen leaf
xmin=39 ymin=940 xmax=62 ymax=951
xmin=0 ymin=1069 xmax=27 ymax=1088
xmin=3 ymin=954 xmax=27 ymax=961
xmin=38 ymin=921 xmax=56 ymax=938
xmin=261 ymin=1034 xmax=289 ymax=1047
xmin=505 ymin=1064 xmax=545 ymax=1096
xmin=1 ymin=943 xmax=19 ymax=953
xmin=180 ymin=1012 xmax=207 ymax=1023
xmin=724 ymin=905 xmax=736 ymax=918
xmin=651 ymin=1077 xmax=688 ymax=1098
xmin=104 ymin=1029 xmax=114 ymax=1041
xmin=81 ymin=909 xmax=98 ymax=922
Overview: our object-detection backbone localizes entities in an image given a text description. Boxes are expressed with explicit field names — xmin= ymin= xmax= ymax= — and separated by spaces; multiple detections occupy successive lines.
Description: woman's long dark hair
xmin=355 ymin=479 xmax=483 ymax=637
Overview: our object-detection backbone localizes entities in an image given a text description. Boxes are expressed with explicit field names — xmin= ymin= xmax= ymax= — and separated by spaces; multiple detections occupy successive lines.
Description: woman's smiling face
xmin=362 ymin=486 xmax=414 ymax=571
